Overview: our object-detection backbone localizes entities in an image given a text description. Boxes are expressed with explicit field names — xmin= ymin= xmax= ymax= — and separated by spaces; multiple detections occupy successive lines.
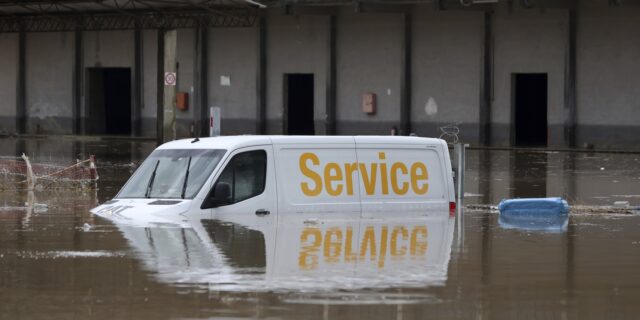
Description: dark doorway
xmin=513 ymin=73 xmax=547 ymax=147
xmin=86 ymin=68 xmax=132 ymax=135
xmin=284 ymin=74 xmax=314 ymax=135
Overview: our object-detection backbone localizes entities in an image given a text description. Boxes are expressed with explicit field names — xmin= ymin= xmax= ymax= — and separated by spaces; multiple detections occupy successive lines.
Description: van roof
xmin=157 ymin=135 xmax=445 ymax=150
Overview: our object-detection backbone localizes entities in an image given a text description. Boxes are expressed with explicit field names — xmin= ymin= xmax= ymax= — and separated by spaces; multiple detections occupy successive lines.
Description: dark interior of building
xmin=514 ymin=73 xmax=548 ymax=147
xmin=285 ymin=74 xmax=314 ymax=135
xmin=86 ymin=68 xmax=132 ymax=135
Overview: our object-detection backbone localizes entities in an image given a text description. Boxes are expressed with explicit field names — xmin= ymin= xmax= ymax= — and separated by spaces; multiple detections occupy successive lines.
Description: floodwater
xmin=1 ymin=137 xmax=640 ymax=319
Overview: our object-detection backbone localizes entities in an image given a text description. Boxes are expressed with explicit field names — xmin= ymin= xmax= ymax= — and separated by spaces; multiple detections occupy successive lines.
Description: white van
xmin=91 ymin=136 xmax=456 ymax=225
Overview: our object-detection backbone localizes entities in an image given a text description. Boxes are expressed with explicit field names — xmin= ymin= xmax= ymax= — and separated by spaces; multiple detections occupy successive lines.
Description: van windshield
xmin=117 ymin=149 xmax=226 ymax=199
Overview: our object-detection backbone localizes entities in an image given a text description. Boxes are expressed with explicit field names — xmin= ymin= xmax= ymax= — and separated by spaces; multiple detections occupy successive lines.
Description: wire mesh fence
xmin=0 ymin=154 xmax=98 ymax=191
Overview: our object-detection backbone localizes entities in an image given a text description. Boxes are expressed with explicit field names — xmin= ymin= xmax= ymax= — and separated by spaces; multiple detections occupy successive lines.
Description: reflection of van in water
xmin=110 ymin=211 xmax=455 ymax=292
xmin=91 ymin=136 xmax=455 ymax=225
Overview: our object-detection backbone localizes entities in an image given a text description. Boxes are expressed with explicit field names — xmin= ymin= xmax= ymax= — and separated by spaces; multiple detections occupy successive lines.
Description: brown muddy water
xmin=1 ymin=138 xmax=640 ymax=319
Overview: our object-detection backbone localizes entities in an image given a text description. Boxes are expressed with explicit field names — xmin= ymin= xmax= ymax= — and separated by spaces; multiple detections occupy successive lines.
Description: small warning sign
xmin=164 ymin=72 xmax=177 ymax=86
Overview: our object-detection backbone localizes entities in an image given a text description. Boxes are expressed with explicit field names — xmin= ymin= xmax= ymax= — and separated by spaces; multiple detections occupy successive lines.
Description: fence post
xmin=453 ymin=143 xmax=467 ymax=250
xmin=455 ymin=143 xmax=467 ymax=207
xmin=21 ymin=153 xmax=35 ymax=191
xmin=89 ymin=155 xmax=98 ymax=189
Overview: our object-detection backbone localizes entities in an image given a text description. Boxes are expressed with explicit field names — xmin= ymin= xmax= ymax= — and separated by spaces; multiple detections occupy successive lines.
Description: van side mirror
xmin=200 ymin=182 xmax=232 ymax=209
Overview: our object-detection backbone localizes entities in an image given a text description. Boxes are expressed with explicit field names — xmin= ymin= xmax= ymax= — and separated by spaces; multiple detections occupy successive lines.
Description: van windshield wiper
xmin=180 ymin=157 xmax=192 ymax=199
xmin=145 ymin=160 xmax=160 ymax=198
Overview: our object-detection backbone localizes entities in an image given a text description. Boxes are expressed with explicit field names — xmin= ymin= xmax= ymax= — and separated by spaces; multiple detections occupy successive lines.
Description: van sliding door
xmin=272 ymin=141 xmax=361 ymax=218
xmin=354 ymin=138 xmax=449 ymax=218
xmin=271 ymin=139 xmax=362 ymax=283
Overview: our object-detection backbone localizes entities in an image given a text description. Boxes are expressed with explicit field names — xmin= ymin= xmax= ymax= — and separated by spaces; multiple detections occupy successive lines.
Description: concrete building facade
xmin=0 ymin=0 xmax=638 ymax=149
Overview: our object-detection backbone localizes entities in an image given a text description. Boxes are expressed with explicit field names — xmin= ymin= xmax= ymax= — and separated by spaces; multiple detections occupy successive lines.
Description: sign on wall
xmin=164 ymin=72 xmax=177 ymax=86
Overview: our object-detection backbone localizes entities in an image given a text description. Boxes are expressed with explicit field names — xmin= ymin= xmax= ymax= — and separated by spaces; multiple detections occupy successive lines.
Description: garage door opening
xmin=513 ymin=73 xmax=547 ymax=147
xmin=284 ymin=74 xmax=314 ymax=135
xmin=86 ymin=68 xmax=132 ymax=135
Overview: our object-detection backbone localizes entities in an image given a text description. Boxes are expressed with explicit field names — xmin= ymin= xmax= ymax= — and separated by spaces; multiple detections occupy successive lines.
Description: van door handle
xmin=255 ymin=209 xmax=270 ymax=216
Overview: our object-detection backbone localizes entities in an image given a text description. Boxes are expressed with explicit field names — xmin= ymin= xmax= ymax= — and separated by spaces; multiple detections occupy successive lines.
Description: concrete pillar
xmin=16 ymin=30 xmax=25 ymax=134
xmin=400 ymin=13 xmax=412 ymax=136
xmin=325 ymin=15 xmax=337 ymax=135
xmin=256 ymin=17 xmax=267 ymax=134
xmin=72 ymin=29 xmax=83 ymax=135
xmin=162 ymin=30 xmax=177 ymax=143
xmin=156 ymin=29 xmax=165 ymax=145
xmin=133 ymin=28 xmax=142 ymax=137
xmin=479 ymin=11 xmax=493 ymax=146
xmin=196 ymin=26 xmax=209 ymax=137
xmin=564 ymin=8 xmax=577 ymax=148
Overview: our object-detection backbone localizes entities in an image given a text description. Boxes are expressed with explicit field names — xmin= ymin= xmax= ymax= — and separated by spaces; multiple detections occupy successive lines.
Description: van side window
xmin=214 ymin=150 xmax=267 ymax=205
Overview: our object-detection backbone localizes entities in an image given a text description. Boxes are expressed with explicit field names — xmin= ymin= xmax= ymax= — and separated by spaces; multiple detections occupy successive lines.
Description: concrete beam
xmin=285 ymin=5 xmax=338 ymax=15
xmin=356 ymin=3 xmax=412 ymax=13
xmin=400 ymin=13 xmax=412 ymax=136
xmin=518 ymin=0 xmax=575 ymax=9
xmin=435 ymin=0 xmax=494 ymax=11
xmin=16 ymin=30 xmax=25 ymax=134
xmin=277 ymin=1 xmax=496 ymax=13
xmin=608 ymin=0 xmax=640 ymax=5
